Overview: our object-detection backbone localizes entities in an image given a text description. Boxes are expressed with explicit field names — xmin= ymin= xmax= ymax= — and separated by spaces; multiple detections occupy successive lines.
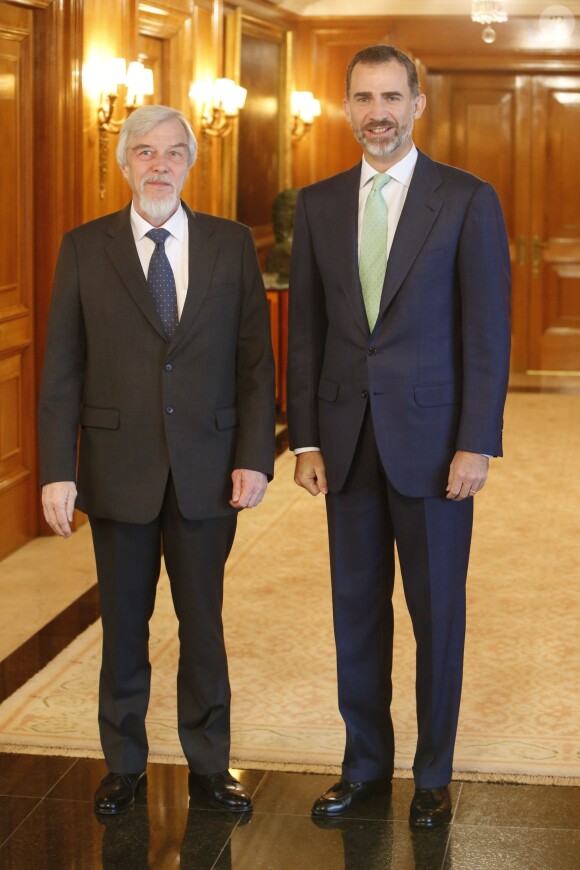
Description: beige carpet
xmin=0 ymin=393 xmax=579 ymax=784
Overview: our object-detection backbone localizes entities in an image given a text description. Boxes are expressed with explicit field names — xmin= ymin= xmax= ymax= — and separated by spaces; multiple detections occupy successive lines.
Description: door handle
xmin=532 ymin=235 xmax=547 ymax=277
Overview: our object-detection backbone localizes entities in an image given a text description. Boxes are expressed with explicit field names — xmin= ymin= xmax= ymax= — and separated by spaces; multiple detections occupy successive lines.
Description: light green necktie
xmin=359 ymin=173 xmax=391 ymax=331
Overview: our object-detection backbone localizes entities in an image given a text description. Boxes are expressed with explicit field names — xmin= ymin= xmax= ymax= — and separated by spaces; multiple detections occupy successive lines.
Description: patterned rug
xmin=0 ymin=394 xmax=579 ymax=784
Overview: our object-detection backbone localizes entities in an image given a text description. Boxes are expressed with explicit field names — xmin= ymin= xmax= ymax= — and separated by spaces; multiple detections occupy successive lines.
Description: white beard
xmin=139 ymin=190 xmax=180 ymax=224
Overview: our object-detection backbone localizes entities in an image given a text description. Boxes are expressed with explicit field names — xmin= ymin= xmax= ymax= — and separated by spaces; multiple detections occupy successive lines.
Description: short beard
xmin=139 ymin=191 xmax=180 ymax=224
xmin=353 ymin=117 xmax=413 ymax=159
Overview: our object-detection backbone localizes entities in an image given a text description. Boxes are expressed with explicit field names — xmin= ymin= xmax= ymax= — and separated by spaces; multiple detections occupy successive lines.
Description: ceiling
xmin=269 ymin=1 xmax=580 ymax=18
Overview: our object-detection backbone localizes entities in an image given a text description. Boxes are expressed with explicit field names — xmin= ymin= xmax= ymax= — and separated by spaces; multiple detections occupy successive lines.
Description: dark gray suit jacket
xmin=39 ymin=202 xmax=276 ymax=522
xmin=287 ymin=151 xmax=511 ymax=497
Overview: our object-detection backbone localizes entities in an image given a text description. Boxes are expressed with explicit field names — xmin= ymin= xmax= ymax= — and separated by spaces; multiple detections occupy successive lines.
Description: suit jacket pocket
xmin=215 ymin=406 xmax=239 ymax=430
xmin=80 ymin=406 xmax=120 ymax=429
xmin=317 ymin=378 xmax=340 ymax=403
xmin=414 ymin=382 xmax=461 ymax=407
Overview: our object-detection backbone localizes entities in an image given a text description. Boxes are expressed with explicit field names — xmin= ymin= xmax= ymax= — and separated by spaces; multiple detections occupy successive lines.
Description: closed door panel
xmin=0 ymin=7 xmax=36 ymax=559
xmin=529 ymin=76 xmax=580 ymax=371
xmin=429 ymin=73 xmax=532 ymax=371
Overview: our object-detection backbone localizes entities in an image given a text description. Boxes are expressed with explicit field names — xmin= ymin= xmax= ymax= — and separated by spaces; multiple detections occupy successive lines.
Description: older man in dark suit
xmin=39 ymin=105 xmax=275 ymax=815
xmin=287 ymin=45 xmax=511 ymax=827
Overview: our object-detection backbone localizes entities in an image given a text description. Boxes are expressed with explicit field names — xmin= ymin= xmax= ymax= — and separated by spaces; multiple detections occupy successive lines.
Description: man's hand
xmin=230 ymin=469 xmax=268 ymax=509
xmin=446 ymin=451 xmax=489 ymax=501
xmin=294 ymin=451 xmax=328 ymax=496
xmin=42 ymin=481 xmax=78 ymax=537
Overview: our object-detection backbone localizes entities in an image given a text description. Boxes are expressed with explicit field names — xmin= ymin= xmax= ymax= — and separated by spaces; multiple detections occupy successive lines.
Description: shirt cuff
xmin=294 ymin=447 xmax=321 ymax=455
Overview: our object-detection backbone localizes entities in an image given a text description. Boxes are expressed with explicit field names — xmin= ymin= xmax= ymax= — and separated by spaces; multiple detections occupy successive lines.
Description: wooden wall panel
xmin=529 ymin=76 xmax=580 ymax=371
xmin=190 ymin=1 xmax=223 ymax=216
xmin=238 ymin=33 xmax=281 ymax=228
xmin=0 ymin=3 xmax=36 ymax=557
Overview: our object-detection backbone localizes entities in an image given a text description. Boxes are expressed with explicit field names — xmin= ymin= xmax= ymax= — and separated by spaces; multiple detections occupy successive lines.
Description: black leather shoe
xmin=188 ymin=770 xmax=252 ymax=812
xmin=311 ymin=778 xmax=391 ymax=817
xmin=409 ymin=786 xmax=452 ymax=828
xmin=94 ymin=771 xmax=147 ymax=815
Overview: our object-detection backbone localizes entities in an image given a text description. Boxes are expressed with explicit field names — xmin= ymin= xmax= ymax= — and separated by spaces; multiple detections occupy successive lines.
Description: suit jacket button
xmin=367 ymin=347 xmax=377 ymax=356
xmin=165 ymin=406 xmax=175 ymax=415
xmin=361 ymin=390 xmax=369 ymax=399
xmin=164 ymin=363 xmax=173 ymax=372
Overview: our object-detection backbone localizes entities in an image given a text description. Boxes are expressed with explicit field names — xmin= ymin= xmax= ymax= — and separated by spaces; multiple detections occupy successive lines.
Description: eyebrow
xmin=353 ymin=90 xmax=404 ymax=99
xmin=131 ymin=142 xmax=189 ymax=151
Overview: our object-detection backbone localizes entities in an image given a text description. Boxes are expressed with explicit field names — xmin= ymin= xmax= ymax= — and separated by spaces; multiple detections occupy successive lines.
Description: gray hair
xmin=116 ymin=105 xmax=198 ymax=168
xmin=345 ymin=45 xmax=420 ymax=99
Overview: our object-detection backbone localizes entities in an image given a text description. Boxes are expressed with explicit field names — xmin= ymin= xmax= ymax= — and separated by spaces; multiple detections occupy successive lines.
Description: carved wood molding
xmin=224 ymin=0 xmax=298 ymax=26
xmin=5 ymin=0 xmax=54 ymax=8
xmin=0 ymin=25 xmax=29 ymax=40
xmin=138 ymin=3 xmax=190 ymax=39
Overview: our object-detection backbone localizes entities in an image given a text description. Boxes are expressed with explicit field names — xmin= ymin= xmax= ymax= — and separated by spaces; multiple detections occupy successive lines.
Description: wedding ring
xmin=469 ymin=489 xmax=477 ymax=495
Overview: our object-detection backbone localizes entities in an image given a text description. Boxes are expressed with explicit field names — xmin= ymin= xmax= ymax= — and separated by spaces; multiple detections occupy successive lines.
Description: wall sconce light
xmin=126 ymin=62 xmax=155 ymax=113
xmin=97 ymin=57 xmax=128 ymax=133
xmin=190 ymin=78 xmax=247 ymax=138
xmin=96 ymin=57 xmax=155 ymax=198
xmin=291 ymin=91 xmax=321 ymax=142
xmin=471 ymin=0 xmax=508 ymax=44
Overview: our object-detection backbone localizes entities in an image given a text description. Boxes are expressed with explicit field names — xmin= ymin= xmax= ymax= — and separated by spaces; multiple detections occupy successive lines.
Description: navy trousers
xmin=90 ymin=475 xmax=237 ymax=775
xmin=325 ymin=409 xmax=473 ymax=788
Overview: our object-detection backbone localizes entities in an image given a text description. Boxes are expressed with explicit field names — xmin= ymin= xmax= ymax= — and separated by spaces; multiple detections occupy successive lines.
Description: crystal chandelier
xmin=471 ymin=0 xmax=508 ymax=44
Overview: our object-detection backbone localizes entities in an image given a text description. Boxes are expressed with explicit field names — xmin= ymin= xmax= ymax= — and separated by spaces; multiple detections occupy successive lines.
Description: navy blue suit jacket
xmin=287 ymin=151 xmax=511 ymax=497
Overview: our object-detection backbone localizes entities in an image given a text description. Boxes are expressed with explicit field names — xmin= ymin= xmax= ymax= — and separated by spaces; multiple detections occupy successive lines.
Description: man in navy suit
xmin=287 ymin=46 xmax=510 ymax=827
xmin=39 ymin=106 xmax=275 ymax=815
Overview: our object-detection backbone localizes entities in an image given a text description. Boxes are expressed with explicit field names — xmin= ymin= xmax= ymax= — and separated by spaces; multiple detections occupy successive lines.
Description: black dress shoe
xmin=94 ymin=771 xmax=147 ymax=815
xmin=409 ymin=786 xmax=452 ymax=828
xmin=311 ymin=778 xmax=391 ymax=817
xmin=188 ymin=770 xmax=252 ymax=812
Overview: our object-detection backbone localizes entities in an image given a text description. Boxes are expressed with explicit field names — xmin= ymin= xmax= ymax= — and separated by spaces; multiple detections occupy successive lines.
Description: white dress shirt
xmin=357 ymin=145 xmax=418 ymax=259
xmin=130 ymin=204 xmax=189 ymax=318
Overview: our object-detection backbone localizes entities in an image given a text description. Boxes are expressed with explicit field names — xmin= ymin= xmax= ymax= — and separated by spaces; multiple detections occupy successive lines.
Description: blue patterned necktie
xmin=359 ymin=173 xmax=391 ymax=331
xmin=145 ymin=228 xmax=179 ymax=338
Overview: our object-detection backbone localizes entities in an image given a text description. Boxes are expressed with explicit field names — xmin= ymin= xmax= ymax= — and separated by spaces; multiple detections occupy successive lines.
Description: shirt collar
xmin=360 ymin=145 xmax=418 ymax=190
xmin=130 ymin=202 xmax=186 ymax=242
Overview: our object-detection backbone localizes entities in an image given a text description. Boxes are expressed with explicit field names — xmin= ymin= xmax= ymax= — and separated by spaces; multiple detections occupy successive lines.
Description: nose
xmin=151 ymin=152 xmax=169 ymax=172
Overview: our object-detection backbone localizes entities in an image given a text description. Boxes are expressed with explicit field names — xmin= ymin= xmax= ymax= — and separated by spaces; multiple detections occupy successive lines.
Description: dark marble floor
xmin=0 ymin=755 xmax=579 ymax=869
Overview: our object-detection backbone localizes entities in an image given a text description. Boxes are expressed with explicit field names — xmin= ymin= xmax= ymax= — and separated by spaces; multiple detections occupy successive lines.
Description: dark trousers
xmin=325 ymin=410 xmax=473 ymax=788
xmin=89 ymin=476 xmax=237 ymax=775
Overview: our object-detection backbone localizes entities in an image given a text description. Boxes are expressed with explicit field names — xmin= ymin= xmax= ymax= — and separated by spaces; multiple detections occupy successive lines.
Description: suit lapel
xmin=168 ymin=203 xmax=218 ymax=352
xmin=104 ymin=205 xmax=168 ymax=341
xmin=104 ymin=202 xmax=219 ymax=348
xmin=328 ymin=164 xmax=370 ymax=339
xmin=378 ymin=151 xmax=443 ymax=320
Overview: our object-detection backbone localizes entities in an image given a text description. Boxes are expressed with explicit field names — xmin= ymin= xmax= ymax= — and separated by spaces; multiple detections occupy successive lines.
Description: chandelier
xmin=471 ymin=0 xmax=508 ymax=44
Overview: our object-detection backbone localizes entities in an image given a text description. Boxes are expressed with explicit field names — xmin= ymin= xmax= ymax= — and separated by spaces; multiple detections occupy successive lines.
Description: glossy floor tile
xmin=1 ymin=755 xmax=579 ymax=869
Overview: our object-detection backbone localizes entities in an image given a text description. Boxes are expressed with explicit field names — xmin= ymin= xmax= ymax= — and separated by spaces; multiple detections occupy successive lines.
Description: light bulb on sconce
xmin=191 ymin=78 xmax=247 ymax=138
xmin=93 ymin=56 xmax=155 ymax=199
xmin=291 ymin=91 xmax=321 ymax=142
xmin=97 ymin=57 xmax=127 ymax=133
xmin=126 ymin=62 xmax=155 ymax=112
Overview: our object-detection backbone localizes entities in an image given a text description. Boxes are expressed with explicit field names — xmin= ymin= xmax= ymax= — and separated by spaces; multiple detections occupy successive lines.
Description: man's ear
xmin=413 ymin=93 xmax=427 ymax=120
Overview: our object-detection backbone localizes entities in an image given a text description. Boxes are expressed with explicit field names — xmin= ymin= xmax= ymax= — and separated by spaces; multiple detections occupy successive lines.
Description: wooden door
xmin=529 ymin=76 xmax=580 ymax=372
xmin=0 ymin=5 xmax=36 ymax=559
xmin=429 ymin=72 xmax=532 ymax=372
xmin=429 ymin=70 xmax=580 ymax=373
